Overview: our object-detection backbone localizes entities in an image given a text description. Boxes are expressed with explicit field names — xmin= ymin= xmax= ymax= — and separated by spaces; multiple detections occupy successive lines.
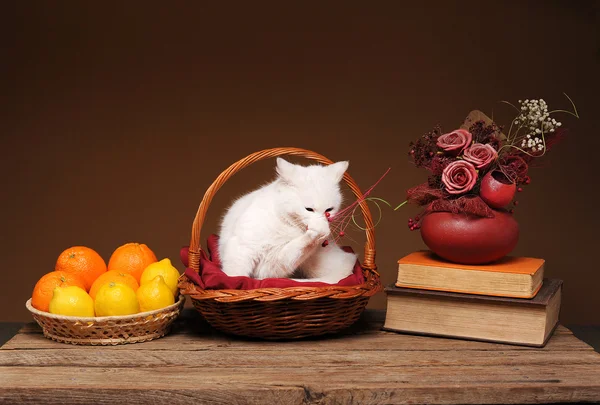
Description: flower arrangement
xmin=403 ymin=94 xmax=579 ymax=230
xmin=312 ymin=94 xmax=579 ymax=265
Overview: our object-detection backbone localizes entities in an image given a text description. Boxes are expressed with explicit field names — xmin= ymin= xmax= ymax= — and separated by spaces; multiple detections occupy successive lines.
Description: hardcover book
xmin=396 ymin=251 xmax=544 ymax=298
xmin=383 ymin=279 xmax=562 ymax=347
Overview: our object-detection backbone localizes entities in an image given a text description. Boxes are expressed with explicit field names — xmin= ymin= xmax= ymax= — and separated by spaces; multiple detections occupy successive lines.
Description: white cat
xmin=218 ymin=157 xmax=357 ymax=283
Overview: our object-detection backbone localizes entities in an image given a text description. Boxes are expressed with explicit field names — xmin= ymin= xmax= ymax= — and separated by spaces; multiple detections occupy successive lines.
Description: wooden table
xmin=1 ymin=309 xmax=599 ymax=405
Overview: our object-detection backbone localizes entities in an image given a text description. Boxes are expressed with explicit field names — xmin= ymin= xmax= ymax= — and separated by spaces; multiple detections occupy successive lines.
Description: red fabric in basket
xmin=181 ymin=234 xmax=365 ymax=289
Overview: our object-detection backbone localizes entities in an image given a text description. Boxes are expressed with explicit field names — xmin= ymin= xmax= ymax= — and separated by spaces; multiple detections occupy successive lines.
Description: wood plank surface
xmin=1 ymin=309 xmax=599 ymax=405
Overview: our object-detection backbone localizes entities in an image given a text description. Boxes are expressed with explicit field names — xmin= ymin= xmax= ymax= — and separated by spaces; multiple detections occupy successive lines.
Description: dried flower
xmin=468 ymin=120 xmax=503 ymax=149
xmin=463 ymin=143 xmax=498 ymax=169
xmin=510 ymin=99 xmax=561 ymax=154
xmin=429 ymin=155 xmax=454 ymax=176
xmin=403 ymin=93 xmax=578 ymax=220
xmin=436 ymin=129 xmax=472 ymax=155
xmin=408 ymin=126 xmax=443 ymax=170
xmin=442 ymin=160 xmax=478 ymax=194
xmin=498 ymin=155 xmax=529 ymax=184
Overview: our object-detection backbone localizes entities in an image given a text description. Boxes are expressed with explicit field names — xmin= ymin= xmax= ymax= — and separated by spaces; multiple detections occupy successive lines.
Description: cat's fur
xmin=218 ymin=158 xmax=357 ymax=283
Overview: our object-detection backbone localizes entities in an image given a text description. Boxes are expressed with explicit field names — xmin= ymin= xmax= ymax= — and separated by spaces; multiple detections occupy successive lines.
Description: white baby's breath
xmin=514 ymin=98 xmax=561 ymax=153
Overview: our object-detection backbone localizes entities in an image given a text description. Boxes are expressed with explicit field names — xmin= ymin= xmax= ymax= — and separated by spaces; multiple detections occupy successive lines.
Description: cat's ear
xmin=276 ymin=157 xmax=296 ymax=183
xmin=327 ymin=161 xmax=349 ymax=183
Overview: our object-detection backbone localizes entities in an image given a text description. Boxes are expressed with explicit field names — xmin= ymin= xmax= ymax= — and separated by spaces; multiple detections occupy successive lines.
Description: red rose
xmin=436 ymin=129 xmax=472 ymax=154
xmin=463 ymin=143 xmax=498 ymax=169
xmin=442 ymin=160 xmax=478 ymax=194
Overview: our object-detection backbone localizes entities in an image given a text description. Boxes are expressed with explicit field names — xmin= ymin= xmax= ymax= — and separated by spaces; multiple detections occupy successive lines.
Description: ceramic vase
xmin=420 ymin=210 xmax=519 ymax=265
xmin=480 ymin=171 xmax=517 ymax=209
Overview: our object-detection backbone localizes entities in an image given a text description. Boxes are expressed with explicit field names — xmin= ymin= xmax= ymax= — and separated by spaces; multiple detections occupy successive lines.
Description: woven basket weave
xmin=26 ymin=295 xmax=185 ymax=345
xmin=178 ymin=147 xmax=382 ymax=340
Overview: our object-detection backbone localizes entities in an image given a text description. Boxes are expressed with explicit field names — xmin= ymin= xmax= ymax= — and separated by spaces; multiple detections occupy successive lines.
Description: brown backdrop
xmin=2 ymin=1 xmax=598 ymax=324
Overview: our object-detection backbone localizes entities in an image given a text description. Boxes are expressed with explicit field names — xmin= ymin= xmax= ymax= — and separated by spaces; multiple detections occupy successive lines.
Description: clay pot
xmin=480 ymin=171 xmax=516 ymax=209
xmin=420 ymin=210 xmax=519 ymax=265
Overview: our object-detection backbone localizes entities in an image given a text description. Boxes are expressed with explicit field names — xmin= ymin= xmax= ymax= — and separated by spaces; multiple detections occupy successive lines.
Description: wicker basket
xmin=25 ymin=295 xmax=185 ymax=345
xmin=178 ymin=147 xmax=382 ymax=340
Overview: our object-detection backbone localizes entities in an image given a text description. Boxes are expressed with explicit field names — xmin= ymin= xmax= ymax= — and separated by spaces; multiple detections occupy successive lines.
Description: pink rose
xmin=463 ymin=143 xmax=498 ymax=169
xmin=442 ymin=160 xmax=478 ymax=195
xmin=436 ymin=129 xmax=472 ymax=154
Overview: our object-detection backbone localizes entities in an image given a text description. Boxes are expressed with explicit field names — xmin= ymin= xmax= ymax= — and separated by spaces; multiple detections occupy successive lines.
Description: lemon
xmin=140 ymin=258 xmax=180 ymax=296
xmin=94 ymin=282 xmax=139 ymax=316
xmin=48 ymin=286 xmax=95 ymax=317
xmin=136 ymin=275 xmax=175 ymax=312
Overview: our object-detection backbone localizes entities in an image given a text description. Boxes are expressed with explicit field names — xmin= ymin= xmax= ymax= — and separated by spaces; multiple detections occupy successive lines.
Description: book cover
xmin=383 ymin=279 xmax=562 ymax=347
xmin=396 ymin=250 xmax=545 ymax=298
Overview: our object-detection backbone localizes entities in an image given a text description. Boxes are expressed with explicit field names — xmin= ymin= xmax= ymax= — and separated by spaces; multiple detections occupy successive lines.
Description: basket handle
xmin=189 ymin=147 xmax=376 ymax=273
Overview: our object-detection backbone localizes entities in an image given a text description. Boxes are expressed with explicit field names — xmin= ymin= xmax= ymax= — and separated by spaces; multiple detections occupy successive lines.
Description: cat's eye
xmin=305 ymin=207 xmax=314 ymax=212
xmin=325 ymin=207 xmax=334 ymax=212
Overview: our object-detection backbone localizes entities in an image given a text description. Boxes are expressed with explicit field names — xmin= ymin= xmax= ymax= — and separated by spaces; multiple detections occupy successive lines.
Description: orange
xmin=31 ymin=271 xmax=87 ymax=312
xmin=107 ymin=243 xmax=157 ymax=283
xmin=89 ymin=270 xmax=140 ymax=300
xmin=55 ymin=246 xmax=107 ymax=291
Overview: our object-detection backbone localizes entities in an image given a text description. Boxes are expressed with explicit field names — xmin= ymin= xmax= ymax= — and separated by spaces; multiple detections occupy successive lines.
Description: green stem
xmin=365 ymin=197 xmax=392 ymax=208
xmin=562 ymin=92 xmax=579 ymax=118
xmin=394 ymin=200 xmax=408 ymax=210
xmin=500 ymin=100 xmax=521 ymax=114
xmin=548 ymin=109 xmax=579 ymax=118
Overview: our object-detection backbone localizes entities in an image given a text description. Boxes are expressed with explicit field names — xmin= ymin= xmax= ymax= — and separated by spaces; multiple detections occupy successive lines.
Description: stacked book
xmin=383 ymin=251 xmax=562 ymax=347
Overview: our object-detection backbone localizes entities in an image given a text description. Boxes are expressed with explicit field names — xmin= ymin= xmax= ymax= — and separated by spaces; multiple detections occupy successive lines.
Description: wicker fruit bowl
xmin=178 ymin=147 xmax=382 ymax=340
xmin=25 ymin=294 xmax=185 ymax=345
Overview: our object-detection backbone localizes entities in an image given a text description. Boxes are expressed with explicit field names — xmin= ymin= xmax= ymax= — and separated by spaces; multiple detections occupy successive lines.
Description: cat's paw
xmin=305 ymin=229 xmax=327 ymax=244
xmin=306 ymin=217 xmax=330 ymax=242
